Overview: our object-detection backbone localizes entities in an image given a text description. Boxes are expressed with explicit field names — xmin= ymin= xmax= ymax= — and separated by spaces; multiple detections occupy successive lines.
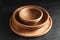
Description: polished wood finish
xmin=10 ymin=5 xmax=53 ymax=37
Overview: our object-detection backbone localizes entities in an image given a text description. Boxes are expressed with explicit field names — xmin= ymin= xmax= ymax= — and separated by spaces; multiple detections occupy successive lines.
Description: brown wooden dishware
xmin=10 ymin=5 xmax=53 ymax=37
xmin=19 ymin=7 xmax=43 ymax=25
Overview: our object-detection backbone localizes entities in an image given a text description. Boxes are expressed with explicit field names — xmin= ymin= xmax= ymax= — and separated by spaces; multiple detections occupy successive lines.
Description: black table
xmin=0 ymin=0 xmax=60 ymax=40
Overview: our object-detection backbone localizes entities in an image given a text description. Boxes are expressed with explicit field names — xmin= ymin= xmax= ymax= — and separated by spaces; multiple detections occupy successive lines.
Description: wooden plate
xmin=10 ymin=16 xmax=52 ymax=37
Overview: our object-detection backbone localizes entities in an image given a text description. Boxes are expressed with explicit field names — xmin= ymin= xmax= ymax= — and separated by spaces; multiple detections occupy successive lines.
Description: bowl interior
xmin=19 ymin=8 xmax=41 ymax=21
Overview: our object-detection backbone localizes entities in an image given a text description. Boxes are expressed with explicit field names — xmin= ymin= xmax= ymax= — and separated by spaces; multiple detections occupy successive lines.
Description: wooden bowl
xmin=19 ymin=7 xmax=43 ymax=25
xmin=10 ymin=5 xmax=53 ymax=37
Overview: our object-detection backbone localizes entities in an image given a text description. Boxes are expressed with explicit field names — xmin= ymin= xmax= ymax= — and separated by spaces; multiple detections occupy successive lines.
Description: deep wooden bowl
xmin=19 ymin=7 xmax=43 ymax=25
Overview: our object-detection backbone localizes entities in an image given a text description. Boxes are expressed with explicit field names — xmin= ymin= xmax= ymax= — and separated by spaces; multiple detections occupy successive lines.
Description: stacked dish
xmin=10 ymin=5 xmax=53 ymax=37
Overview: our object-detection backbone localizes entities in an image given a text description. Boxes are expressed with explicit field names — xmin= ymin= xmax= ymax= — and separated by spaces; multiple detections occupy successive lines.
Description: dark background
xmin=0 ymin=0 xmax=60 ymax=40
